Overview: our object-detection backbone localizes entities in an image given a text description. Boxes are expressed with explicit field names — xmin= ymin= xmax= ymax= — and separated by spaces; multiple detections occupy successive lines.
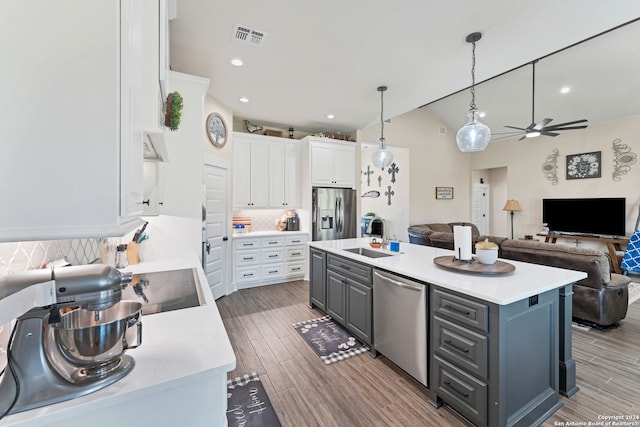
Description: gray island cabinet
xmin=309 ymin=248 xmax=373 ymax=345
xmin=307 ymin=238 xmax=586 ymax=427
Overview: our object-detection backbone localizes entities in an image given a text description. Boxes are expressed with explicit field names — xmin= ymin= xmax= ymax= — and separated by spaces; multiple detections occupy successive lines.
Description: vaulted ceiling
xmin=169 ymin=1 xmax=640 ymax=137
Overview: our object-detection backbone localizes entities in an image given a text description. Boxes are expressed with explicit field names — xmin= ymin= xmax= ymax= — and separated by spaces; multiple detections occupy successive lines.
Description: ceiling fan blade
xmin=543 ymin=119 xmax=588 ymax=129
xmin=543 ymin=125 xmax=588 ymax=132
xmin=504 ymin=125 xmax=528 ymax=131
xmin=532 ymin=118 xmax=553 ymax=131
xmin=540 ymin=131 xmax=560 ymax=137
xmin=518 ymin=135 xmax=527 ymax=141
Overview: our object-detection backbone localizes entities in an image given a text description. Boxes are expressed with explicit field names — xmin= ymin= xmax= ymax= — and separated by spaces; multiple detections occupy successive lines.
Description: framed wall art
xmin=435 ymin=187 xmax=454 ymax=199
xmin=566 ymin=151 xmax=601 ymax=180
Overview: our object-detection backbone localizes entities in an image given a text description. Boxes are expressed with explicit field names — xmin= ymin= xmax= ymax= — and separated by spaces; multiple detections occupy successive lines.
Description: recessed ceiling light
xmin=239 ymin=97 xmax=249 ymax=103
xmin=231 ymin=58 xmax=244 ymax=67
xmin=560 ymin=86 xmax=571 ymax=94
xmin=326 ymin=114 xmax=335 ymax=119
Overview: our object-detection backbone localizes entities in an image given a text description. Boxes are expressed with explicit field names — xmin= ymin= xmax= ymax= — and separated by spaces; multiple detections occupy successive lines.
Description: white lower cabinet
xmin=233 ymin=233 xmax=308 ymax=289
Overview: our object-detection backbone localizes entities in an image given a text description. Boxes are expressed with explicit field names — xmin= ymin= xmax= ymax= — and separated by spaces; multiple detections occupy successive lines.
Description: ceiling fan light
xmin=525 ymin=131 xmax=541 ymax=138
xmin=456 ymin=109 xmax=491 ymax=152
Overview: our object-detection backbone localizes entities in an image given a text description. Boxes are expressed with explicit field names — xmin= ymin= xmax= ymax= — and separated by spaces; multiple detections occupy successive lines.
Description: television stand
xmin=536 ymin=233 xmax=629 ymax=274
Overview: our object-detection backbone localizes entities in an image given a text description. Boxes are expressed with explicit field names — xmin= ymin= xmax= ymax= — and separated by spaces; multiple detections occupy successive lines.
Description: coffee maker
xmin=0 ymin=265 xmax=140 ymax=417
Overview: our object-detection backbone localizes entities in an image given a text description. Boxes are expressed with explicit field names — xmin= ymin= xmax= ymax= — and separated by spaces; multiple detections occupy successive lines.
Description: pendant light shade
xmin=456 ymin=32 xmax=491 ymax=152
xmin=372 ymin=86 xmax=394 ymax=168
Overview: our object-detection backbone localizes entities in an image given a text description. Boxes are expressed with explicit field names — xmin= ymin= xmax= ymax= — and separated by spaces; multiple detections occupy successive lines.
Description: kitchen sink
xmin=342 ymin=247 xmax=396 ymax=258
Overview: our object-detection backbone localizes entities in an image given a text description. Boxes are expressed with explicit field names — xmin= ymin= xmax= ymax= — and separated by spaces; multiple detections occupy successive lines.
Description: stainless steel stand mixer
xmin=0 ymin=265 xmax=141 ymax=418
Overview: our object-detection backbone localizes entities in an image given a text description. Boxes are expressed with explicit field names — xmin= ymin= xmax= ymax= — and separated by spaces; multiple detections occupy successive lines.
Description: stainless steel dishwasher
xmin=373 ymin=269 xmax=428 ymax=386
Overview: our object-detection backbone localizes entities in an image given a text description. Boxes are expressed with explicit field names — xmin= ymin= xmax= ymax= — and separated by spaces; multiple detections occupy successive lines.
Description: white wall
xmin=356 ymin=106 xmax=639 ymax=247
xmin=359 ymin=144 xmax=410 ymax=241
xmin=357 ymin=107 xmax=473 ymax=239
xmin=471 ymin=115 xmax=640 ymax=240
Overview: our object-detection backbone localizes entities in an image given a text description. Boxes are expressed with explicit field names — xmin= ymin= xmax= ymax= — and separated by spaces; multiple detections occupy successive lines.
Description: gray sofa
xmin=408 ymin=223 xmax=631 ymax=326
xmin=501 ymin=239 xmax=630 ymax=327
xmin=408 ymin=222 xmax=507 ymax=252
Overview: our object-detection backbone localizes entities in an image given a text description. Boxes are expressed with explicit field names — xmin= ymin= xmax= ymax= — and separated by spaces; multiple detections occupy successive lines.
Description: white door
xmin=204 ymin=158 xmax=230 ymax=299
xmin=472 ymin=184 xmax=490 ymax=235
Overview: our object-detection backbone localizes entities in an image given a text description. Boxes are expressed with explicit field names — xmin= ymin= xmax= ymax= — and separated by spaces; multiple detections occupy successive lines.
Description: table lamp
xmin=503 ymin=199 xmax=522 ymax=239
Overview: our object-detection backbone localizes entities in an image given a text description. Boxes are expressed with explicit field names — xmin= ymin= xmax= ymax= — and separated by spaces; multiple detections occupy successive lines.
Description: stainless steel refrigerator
xmin=312 ymin=187 xmax=357 ymax=241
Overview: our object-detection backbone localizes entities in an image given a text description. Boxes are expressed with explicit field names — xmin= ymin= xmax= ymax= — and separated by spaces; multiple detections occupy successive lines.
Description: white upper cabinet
xmin=268 ymin=140 xmax=301 ymax=208
xmin=0 ymin=0 xmax=165 ymax=242
xmin=233 ymin=133 xmax=301 ymax=209
xmin=233 ymin=135 xmax=270 ymax=208
xmin=306 ymin=138 xmax=356 ymax=188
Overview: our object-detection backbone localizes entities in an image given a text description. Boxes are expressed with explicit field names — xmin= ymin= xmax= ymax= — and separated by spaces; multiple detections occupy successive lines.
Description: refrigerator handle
xmin=338 ymin=196 xmax=343 ymax=233
xmin=335 ymin=197 xmax=340 ymax=233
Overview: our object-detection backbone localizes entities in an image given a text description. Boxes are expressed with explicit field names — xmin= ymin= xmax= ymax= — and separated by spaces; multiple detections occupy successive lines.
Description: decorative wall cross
xmin=377 ymin=175 xmax=382 ymax=187
xmin=387 ymin=162 xmax=399 ymax=183
xmin=363 ymin=166 xmax=374 ymax=186
xmin=385 ymin=186 xmax=394 ymax=206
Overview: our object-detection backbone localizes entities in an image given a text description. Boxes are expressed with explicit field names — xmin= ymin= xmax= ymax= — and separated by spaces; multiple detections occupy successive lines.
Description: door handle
xmin=205 ymin=241 xmax=211 ymax=254
xmin=223 ymin=236 xmax=228 ymax=242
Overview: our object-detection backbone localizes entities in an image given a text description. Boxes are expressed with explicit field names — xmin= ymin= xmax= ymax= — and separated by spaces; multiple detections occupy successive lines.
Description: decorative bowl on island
xmin=369 ymin=238 xmax=382 ymax=249
xmin=475 ymin=239 xmax=499 ymax=264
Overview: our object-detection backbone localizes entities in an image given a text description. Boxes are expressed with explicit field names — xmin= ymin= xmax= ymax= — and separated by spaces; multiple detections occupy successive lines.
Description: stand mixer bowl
xmin=53 ymin=301 xmax=142 ymax=366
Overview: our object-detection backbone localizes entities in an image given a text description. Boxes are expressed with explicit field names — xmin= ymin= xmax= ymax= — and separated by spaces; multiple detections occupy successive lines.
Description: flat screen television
xmin=542 ymin=197 xmax=626 ymax=237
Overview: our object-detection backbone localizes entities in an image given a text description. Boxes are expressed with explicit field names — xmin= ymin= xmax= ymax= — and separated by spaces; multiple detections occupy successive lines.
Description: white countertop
xmin=1 ymin=257 xmax=236 ymax=425
xmin=309 ymin=238 xmax=587 ymax=305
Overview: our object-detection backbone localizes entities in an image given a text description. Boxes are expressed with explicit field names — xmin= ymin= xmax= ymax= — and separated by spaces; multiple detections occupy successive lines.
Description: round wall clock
xmin=206 ymin=112 xmax=228 ymax=147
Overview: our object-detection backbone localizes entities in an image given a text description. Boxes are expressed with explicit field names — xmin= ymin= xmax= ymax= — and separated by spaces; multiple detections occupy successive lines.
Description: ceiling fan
xmin=495 ymin=60 xmax=588 ymax=141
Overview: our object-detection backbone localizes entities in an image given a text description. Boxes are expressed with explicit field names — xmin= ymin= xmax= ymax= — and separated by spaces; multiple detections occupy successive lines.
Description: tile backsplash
xmin=0 ymin=238 xmax=110 ymax=277
xmin=233 ymin=209 xmax=292 ymax=232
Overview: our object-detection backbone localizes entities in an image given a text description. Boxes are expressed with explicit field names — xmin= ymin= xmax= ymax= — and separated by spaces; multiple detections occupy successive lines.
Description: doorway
xmin=203 ymin=156 xmax=231 ymax=299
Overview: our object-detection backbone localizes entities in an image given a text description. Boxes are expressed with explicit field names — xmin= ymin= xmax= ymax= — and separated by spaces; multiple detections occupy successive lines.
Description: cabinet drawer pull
xmin=291 ymin=267 xmax=301 ymax=271
xmin=268 ymin=270 xmax=278 ymax=274
xmin=243 ymin=273 xmax=254 ymax=277
xmin=291 ymin=239 xmax=301 ymax=243
xmin=267 ymin=241 xmax=279 ymax=245
xmin=444 ymin=304 xmax=471 ymax=316
xmin=444 ymin=380 xmax=469 ymax=398
xmin=242 ymin=257 xmax=255 ymax=261
xmin=340 ymin=264 xmax=351 ymax=270
xmin=268 ymin=254 xmax=279 ymax=258
xmin=242 ymin=243 xmax=254 ymax=247
xmin=444 ymin=339 xmax=469 ymax=353
xmin=291 ymin=252 xmax=301 ymax=256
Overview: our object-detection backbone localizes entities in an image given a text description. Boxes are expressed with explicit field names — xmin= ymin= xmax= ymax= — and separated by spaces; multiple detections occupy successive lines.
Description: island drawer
xmin=327 ymin=254 xmax=372 ymax=284
xmin=432 ymin=355 xmax=487 ymax=427
xmin=433 ymin=288 xmax=489 ymax=333
xmin=433 ymin=315 xmax=488 ymax=379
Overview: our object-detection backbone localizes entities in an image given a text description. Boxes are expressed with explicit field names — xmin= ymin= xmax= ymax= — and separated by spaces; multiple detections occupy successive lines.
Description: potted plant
xmin=164 ymin=91 xmax=183 ymax=131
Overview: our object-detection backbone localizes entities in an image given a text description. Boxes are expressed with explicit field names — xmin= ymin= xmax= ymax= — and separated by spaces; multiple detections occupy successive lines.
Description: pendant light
xmin=456 ymin=32 xmax=491 ymax=152
xmin=372 ymin=85 xmax=394 ymax=168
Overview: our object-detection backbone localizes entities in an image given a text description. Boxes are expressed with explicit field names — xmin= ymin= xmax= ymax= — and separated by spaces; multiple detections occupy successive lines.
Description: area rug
xmin=293 ymin=315 xmax=369 ymax=365
xmin=227 ymin=373 xmax=281 ymax=427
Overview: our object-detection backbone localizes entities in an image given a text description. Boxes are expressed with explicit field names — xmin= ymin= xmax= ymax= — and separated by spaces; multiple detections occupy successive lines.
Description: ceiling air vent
xmin=232 ymin=24 xmax=267 ymax=48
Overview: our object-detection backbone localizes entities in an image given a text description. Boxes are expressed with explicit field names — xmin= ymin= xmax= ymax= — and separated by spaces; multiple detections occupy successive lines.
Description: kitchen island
xmin=0 ymin=257 xmax=235 ymax=427
xmin=309 ymin=238 xmax=586 ymax=427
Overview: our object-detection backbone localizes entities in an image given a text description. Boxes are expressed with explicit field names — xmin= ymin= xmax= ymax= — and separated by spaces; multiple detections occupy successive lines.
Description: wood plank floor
xmin=216 ymin=280 xmax=640 ymax=426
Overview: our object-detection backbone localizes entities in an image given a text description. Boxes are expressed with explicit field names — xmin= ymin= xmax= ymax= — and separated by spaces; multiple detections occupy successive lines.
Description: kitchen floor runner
xmin=227 ymin=372 xmax=281 ymax=427
xmin=293 ymin=315 xmax=369 ymax=365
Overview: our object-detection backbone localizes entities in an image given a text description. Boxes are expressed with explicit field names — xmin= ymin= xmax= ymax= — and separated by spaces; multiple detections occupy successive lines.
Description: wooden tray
xmin=433 ymin=256 xmax=515 ymax=275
